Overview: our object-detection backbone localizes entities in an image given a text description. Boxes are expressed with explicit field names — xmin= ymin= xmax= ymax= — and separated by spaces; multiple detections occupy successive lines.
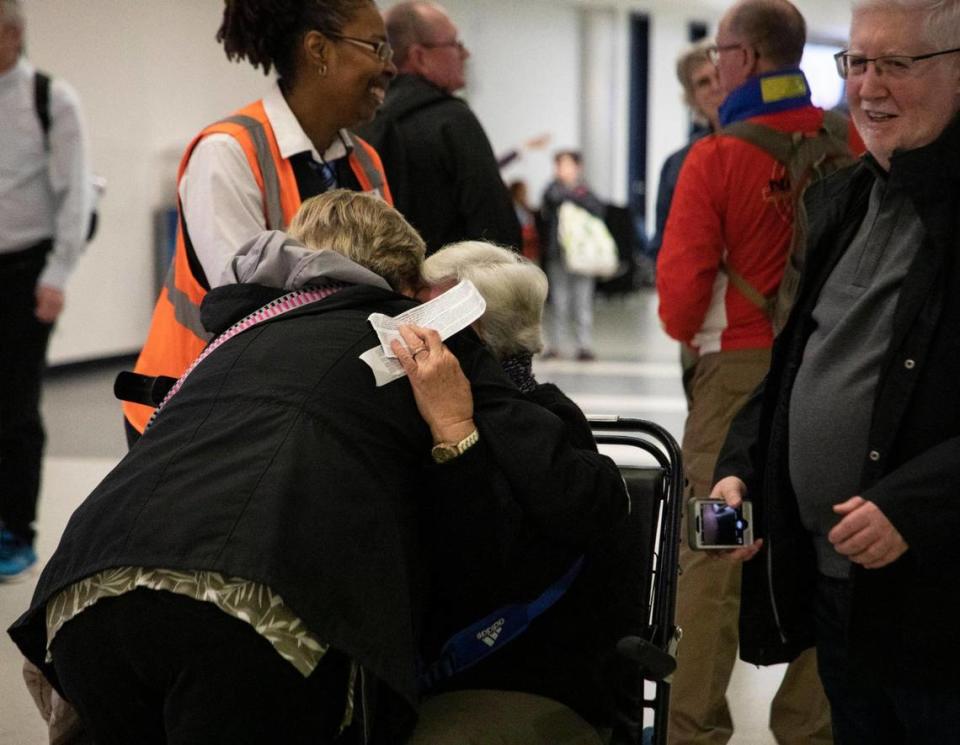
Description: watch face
xmin=431 ymin=444 xmax=458 ymax=464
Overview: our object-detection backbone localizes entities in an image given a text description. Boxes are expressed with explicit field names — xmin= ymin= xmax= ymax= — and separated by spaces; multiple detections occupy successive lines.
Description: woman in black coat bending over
xmin=9 ymin=191 xmax=627 ymax=744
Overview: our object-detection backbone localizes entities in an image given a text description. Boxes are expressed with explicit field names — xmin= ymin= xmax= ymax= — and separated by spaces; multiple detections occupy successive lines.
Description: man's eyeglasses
xmin=706 ymin=43 xmax=745 ymax=65
xmin=420 ymin=39 xmax=466 ymax=53
xmin=331 ymin=35 xmax=394 ymax=64
xmin=834 ymin=47 xmax=960 ymax=79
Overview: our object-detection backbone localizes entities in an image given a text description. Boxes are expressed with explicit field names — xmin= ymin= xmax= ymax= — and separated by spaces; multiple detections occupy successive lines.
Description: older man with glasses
xmin=356 ymin=1 xmax=520 ymax=255
xmin=656 ymin=0 xmax=867 ymax=743
xmin=712 ymin=0 xmax=960 ymax=742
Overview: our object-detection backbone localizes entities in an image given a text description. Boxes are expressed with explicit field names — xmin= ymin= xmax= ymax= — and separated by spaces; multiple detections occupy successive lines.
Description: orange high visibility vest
xmin=123 ymin=100 xmax=392 ymax=433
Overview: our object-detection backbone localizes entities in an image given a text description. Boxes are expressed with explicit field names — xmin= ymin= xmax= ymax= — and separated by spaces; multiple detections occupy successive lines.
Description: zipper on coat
xmin=765 ymin=535 xmax=789 ymax=644
xmin=359 ymin=666 xmax=370 ymax=745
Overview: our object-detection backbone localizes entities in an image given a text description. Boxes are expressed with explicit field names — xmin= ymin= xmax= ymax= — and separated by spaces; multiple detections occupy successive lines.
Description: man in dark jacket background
xmin=357 ymin=1 xmax=520 ymax=254
xmin=713 ymin=1 xmax=960 ymax=742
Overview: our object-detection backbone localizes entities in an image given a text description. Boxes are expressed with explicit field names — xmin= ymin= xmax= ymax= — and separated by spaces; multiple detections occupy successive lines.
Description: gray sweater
xmin=788 ymin=175 xmax=923 ymax=578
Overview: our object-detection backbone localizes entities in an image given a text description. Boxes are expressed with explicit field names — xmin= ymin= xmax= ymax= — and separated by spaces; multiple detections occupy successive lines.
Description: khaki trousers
xmin=668 ymin=350 xmax=832 ymax=745
xmin=407 ymin=690 xmax=605 ymax=745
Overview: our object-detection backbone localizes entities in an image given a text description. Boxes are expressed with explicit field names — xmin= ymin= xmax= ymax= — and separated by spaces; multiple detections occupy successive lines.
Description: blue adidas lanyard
xmin=419 ymin=556 xmax=585 ymax=691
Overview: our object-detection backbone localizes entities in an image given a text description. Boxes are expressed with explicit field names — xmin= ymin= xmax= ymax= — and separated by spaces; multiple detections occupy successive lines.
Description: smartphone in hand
xmin=687 ymin=498 xmax=754 ymax=550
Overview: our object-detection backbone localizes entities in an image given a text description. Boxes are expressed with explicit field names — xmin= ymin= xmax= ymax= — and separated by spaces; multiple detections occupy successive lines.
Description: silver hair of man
xmin=852 ymin=0 xmax=960 ymax=50
xmin=422 ymin=241 xmax=548 ymax=360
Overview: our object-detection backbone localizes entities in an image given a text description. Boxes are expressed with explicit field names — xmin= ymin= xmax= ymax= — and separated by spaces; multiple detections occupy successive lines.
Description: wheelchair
xmin=410 ymin=417 xmax=682 ymax=745
xmin=588 ymin=416 xmax=682 ymax=745
xmin=116 ymin=373 xmax=682 ymax=745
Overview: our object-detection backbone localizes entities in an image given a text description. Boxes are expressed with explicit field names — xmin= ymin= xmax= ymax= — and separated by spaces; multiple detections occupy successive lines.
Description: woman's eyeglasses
xmin=331 ymin=35 xmax=394 ymax=65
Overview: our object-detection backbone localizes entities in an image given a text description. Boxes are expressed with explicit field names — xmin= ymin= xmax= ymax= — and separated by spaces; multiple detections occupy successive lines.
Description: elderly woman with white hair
xmin=410 ymin=241 xmax=641 ymax=744
xmin=419 ymin=242 xmax=594 ymax=447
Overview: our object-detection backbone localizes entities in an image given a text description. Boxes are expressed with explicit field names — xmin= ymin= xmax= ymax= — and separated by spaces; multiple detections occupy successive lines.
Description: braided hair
xmin=217 ymin=0 xmax=374 ymax=87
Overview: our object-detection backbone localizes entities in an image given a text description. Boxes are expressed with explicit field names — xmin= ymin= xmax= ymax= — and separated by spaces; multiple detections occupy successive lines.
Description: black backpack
xmin=720 ymin=110 xmax=857 ymax=333
xmin=34 ymin=70 xmax=99 ymax=242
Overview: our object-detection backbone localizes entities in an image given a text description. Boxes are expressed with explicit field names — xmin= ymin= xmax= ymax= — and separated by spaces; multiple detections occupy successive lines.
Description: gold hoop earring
xmin=318 ymin=62 xmax=328 ymax=77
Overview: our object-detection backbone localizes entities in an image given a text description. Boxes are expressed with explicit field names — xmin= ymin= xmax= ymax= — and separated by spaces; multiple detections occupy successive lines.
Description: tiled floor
xmin=0 ymin=289 xmax=790 ymax=744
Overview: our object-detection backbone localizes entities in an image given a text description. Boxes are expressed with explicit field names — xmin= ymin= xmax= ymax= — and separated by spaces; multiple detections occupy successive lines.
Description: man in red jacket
xmin=656 ymin=1 xmax=851 ymax=743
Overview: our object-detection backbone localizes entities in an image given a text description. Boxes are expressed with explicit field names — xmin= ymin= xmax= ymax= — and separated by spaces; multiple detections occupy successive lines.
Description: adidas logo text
xmin=476 ymin=617 xmax=505 ymax=647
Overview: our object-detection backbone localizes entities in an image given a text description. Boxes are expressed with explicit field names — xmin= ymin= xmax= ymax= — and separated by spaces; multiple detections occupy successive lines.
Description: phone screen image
xmin=699 ymin=502 xmax=748 ymax=546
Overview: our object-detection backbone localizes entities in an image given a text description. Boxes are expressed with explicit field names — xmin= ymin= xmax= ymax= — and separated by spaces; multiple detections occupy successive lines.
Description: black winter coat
xmin=9 ymin=283 xmax=626 ymax=738
xmin=716 ymin=115 xmax=960 ymax=685
xmin=356 ymin=75 xmax=521 ymax=254
xmin=425 ymin=382 xmax=645 ymax=727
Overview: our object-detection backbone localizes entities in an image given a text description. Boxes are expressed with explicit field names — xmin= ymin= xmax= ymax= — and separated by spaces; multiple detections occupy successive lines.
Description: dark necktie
xmin=314 ymin=159 xmax=338 ymax=191
xmin=290 ymin=152 xmax=340 ymax=200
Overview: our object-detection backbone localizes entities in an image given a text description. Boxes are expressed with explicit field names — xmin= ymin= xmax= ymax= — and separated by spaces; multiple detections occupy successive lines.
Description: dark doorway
xmin=626 ymin=13 xmax=649 ymax=227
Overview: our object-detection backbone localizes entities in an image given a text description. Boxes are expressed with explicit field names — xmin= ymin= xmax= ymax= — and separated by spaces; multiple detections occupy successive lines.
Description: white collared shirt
xmin=179 ymin=82 xmax=352 ymax=287
xmin=0 ymin=58 xmax=92 ymax=290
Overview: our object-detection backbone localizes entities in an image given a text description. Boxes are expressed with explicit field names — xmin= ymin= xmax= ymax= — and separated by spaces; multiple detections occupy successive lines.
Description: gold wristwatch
xmin=431 ymin=429 xmax=480 ymax=464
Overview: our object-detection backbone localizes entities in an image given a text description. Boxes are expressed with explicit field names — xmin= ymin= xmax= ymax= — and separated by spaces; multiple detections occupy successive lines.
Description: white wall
xmin=440 ymin=0 xmax=582 ymax=209
xmin=24 ymin=0 xmax=269 ymax=364
xmin=579 ymin=6 xmax=632 ymax=205
xmin=23 ymin=0 xmax=854 ymax=364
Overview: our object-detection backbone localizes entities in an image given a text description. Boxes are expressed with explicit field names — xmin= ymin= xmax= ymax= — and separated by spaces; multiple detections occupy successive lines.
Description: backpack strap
xmin=418 ymin=556 xmax=585 ymax=692
xmin=721 ymin=115 xmax=850 ymax=188
xmin=717 ymin=122 xmax=793 ymax=313
xmin=34 ymin=70 xmax=52 ymax=152
xmin=724 ymin=266 xmax=774 ymax=315
xmin=718 ymin=115 xmax=854 ymax=316
xmin=721 ymin=120 xmax=795 ymax=165
xmin=820 ymin=109 xmax=851 ymax=142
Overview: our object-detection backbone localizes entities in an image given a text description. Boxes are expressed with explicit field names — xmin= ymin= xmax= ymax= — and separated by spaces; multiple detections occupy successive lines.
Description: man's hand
xmin=35 ymin=285 xmax=64 ymax=323
xmin=523 ymin=132 xmax=552 ymax=150
xmin=829 ymin=496 xmax=908 ymax=569
xmin=706 ymin=476 xmax=763 ymax=562
xmin=711 ymin=475 xmax=747 ymax=508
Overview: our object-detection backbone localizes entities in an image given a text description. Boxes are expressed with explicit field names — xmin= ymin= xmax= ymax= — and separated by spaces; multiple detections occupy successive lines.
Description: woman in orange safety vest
xmin=124 ymin=0 xmax=396 ymax=438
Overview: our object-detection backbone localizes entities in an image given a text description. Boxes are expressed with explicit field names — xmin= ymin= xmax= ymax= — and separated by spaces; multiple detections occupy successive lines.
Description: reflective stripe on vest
xmin=160 ymin=112 xmax=290 ymax=356
xmin=162 ymin=262 xmax=209 ymax=340
xmin=125 ymin=105 xmax=392 ymax=433
xmin=219 ymin=115 xmax=285 ymax=230
xmin=346 ymin=132 xmax=389 ymax=200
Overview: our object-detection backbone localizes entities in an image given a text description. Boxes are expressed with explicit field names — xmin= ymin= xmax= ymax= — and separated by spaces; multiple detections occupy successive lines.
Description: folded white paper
xmin=361 ymin=280 xmax=486 ymax=386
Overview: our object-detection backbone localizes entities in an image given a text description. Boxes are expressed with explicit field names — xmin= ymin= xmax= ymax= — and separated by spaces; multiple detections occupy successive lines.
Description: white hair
xmin=852 ymin=0 xmax=960 ymax=49
xmin=422 ymin=241 xmax=548 ymax=360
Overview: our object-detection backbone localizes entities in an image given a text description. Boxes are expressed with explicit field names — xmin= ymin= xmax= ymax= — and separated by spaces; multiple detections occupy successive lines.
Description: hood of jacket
xmin=201 ymin=230 xmax=394 ymax=336
xmin=362 ymin=74 xmax=450 ymax=136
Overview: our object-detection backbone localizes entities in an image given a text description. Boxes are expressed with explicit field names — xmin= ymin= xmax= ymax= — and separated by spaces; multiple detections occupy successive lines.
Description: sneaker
xmin=0 ymin=534 xmax=37 ymax=582
xmin=576 ymin=349 xmax=596 ymax=362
